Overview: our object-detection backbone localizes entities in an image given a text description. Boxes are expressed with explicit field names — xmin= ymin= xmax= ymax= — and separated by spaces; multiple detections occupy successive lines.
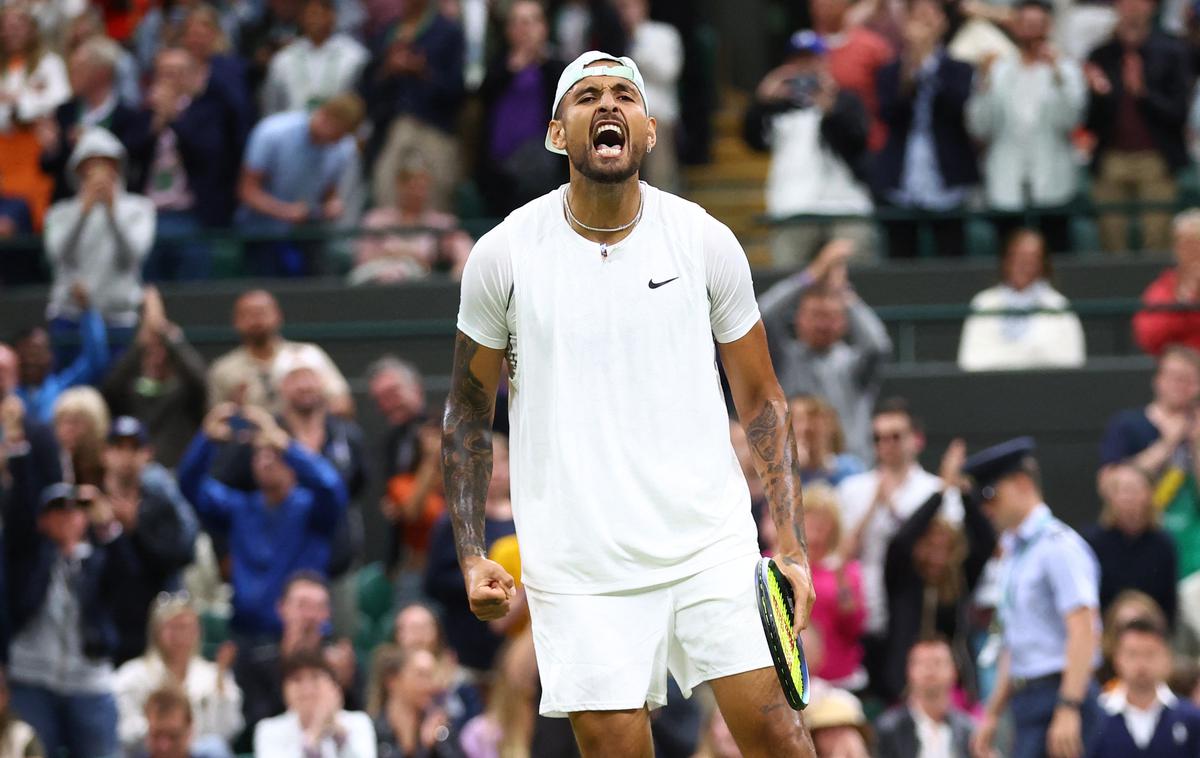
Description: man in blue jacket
xmin=1090 ymin=617 xmax=1200 ymax=757
xmin=178 ymin=403 xmax=347 ymax=641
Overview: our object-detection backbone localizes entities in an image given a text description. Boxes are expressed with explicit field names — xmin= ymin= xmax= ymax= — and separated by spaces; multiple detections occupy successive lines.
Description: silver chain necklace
xmin=563 ymin=185 xmax=645 ymax=234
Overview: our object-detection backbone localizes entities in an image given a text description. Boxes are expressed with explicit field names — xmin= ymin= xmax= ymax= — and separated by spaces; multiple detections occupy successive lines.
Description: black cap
xmin=108 ymin=415 xmax=147 ymax=445
xmin=962 ymin=437 xmax=1037 ymax=501
xmin=38 ymin=483 xmax=79 ymax=513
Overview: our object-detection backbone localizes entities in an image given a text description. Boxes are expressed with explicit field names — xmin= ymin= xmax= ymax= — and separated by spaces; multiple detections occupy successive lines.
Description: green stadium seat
xmin=454 ymin=179 xmax=487 ymax=220
xmin=357 ymin=562 xmax=393 ymax=623
xmin=1178 ymin=165 xmax=1200 ymax=207
xmin=965 ymin=218 xmax=997 ymax=258
xmin=209 ymin=237 xmax=245 ymax=279
xmin=200 ymin=610 xmax=230 ymax=661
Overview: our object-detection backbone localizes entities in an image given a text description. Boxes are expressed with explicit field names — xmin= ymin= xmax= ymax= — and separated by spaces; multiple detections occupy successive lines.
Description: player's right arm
xmin=442 ymin=332 xmax=512 ymax=621
xmin=443 ymin=227 xmax=515 ymax=622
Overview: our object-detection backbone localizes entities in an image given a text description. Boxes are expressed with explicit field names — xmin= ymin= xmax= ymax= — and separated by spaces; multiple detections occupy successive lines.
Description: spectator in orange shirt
xmin=810 ymin=0 xmax=894 ymax=150
xmin=1134 ymin=209 xmax=1200 ymax=356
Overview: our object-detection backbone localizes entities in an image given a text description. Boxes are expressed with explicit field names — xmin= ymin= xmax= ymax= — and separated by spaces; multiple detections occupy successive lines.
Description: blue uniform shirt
xmin=1000 ymin=503 xmax=1101 ymax=679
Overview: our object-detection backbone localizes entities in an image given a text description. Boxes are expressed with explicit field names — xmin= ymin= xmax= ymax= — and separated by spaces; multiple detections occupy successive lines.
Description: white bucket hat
xmin=545 ymin=51 xmax=649 ymax=156
xmin=67 ymin=127 xmax=127 ymax=187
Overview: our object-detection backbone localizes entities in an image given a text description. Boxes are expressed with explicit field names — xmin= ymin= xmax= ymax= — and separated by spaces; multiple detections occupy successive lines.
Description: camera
xmin=787 ymin=74 xmax=822 ymax=108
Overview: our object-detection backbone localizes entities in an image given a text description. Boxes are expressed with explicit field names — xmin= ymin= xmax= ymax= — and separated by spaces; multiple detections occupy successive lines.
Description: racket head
xmin=755 ymin=557 xmax=810 ymax=710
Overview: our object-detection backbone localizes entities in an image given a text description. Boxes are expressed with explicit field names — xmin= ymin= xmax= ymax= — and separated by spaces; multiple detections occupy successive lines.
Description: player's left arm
xmin=720 ymin=324 xmax=816 ymax=632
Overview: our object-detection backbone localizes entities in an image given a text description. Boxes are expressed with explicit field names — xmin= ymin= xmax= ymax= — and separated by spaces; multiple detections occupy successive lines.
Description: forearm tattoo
xmin=442 ymin=332 xmax=495 ymax=564
xmin=746 ymin=399 xmax=809 ymax=561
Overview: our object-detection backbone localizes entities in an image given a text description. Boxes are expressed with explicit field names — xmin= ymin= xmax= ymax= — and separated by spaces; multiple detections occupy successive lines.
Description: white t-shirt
xmin=836 ymin=466 xmax=963 ymax=634
xmin=457 ymin=183 xmax=762 ymax=594
xmin=253 ymin=710 xmax=376 ymax=757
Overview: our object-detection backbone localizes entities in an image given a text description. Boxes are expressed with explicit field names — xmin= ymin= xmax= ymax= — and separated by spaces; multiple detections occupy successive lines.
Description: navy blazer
xmin=871 ymin=53 xmax=979 ymax=200
xmin=1089 ymin=700 xmax=1200 ymax=758
xmin=39 ymin=98 xmax=150 ymax=203
xmin=130 ymin=73 xmax=247 ymax=227
xmin=361 ymin=12 xmax=465 ymax=160
xmin=1085 ymin=32 xmax=1193 ymax=174
xmin=876 ymin=704 xmax=974 ymax=758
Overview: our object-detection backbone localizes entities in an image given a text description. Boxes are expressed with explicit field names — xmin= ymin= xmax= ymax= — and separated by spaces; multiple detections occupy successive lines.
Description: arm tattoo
xmin=746 ymin=399 xmax=809 ymax=560
xmin=442 ymin=332 xmax=495 ymax=564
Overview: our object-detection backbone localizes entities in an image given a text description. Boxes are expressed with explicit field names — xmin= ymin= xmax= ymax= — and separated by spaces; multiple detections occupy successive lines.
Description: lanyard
xmin=1000 ymin=511 xmax=1054 ymax=629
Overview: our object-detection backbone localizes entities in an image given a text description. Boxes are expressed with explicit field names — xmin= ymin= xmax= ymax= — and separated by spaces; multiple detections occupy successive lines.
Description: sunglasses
xmin=873 ymin=431 xmax=906 ymax=444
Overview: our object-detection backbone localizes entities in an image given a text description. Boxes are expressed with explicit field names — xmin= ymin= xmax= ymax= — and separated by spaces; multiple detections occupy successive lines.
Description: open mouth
xmin=592 ymin=121 xmax=626 ymax=158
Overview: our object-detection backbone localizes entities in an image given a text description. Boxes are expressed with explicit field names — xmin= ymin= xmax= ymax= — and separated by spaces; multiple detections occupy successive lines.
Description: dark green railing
xmin=162 ymin=298 xmax=1172 ymax=367
xmin=2 ymin=194 xmax=1195 ymax=277
xmin=762 ymin=199 xmax=1194 ymax=258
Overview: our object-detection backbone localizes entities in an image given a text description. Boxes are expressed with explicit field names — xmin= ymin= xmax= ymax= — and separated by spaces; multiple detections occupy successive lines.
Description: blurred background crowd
xmin=2 ymin=0 xmax=1200 ymax=755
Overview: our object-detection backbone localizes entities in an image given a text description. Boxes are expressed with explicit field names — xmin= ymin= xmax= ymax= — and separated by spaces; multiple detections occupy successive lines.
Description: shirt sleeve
xmin=1047 ymin=533 xmax=1100 ymax=616
xmin=242 ymin=120 xmax=273 ymax=173
xmin=703 ymin=216 xmax=760 ymax=343
xmin=456 ymin=226 xmax=513 ymax=350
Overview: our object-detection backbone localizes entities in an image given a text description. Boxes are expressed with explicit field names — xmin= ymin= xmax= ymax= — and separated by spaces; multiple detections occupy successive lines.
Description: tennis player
xmin=442 ymin=51 xmax=816 ymax=757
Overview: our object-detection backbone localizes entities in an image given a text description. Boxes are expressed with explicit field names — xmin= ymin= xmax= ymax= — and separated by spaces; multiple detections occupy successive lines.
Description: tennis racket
xmin=755 ymin=557 xmax=811 ymax=710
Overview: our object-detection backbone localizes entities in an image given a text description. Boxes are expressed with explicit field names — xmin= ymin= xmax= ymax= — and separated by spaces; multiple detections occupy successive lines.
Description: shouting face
xmin=548 ymin=65 xmax=656 ymax=185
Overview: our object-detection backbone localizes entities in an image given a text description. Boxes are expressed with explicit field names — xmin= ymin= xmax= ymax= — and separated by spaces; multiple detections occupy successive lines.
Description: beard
xmin=567 ymin=140 xmax=646 ymax=184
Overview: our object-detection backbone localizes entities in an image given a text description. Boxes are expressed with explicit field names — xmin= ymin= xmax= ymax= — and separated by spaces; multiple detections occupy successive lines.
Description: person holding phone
xmin=744 ymin=31 xmax=875 ymax=267
xmin=177 ymin=403 xmax=348 ymax=643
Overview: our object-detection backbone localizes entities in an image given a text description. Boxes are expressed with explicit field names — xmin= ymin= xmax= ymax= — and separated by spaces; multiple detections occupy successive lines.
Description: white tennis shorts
xmin=526 ymin=552 xmax=774 ymax=717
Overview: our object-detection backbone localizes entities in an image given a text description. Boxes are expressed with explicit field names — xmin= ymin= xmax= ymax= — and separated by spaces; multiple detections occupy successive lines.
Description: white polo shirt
xmin=457 ymin=183 xmax=762 ymax=594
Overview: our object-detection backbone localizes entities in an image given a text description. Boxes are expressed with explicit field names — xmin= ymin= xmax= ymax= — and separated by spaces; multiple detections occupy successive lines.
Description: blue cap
xmin=787 ymin=30 xmax=827 ymax=57
xmin=962 ymin=437 xmax=1037 ymax=501
xmin=108 ymin=415 xmax=148 ymax=444
xmin=38 ymin=482 xmax=79 ymax=513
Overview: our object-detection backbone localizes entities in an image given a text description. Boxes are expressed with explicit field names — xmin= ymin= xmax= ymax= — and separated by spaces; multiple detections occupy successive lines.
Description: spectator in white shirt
xmin=0 ymin=4 xmax=70 ymax=132
xmin=613 ymin=0 xmax=683 ymax=191
xmin=967 ymin=0 xmax=1086 ymax=253
xmin=43 ymin=127 xmax=155 ymax=360
xmin=261 ymin=0 xmax=368 ymax=115
xmin=744 ymin=32 xmax=875 ymax=267
xmin=957 ymin=228 xmax=1086 ymax=371
xmin=254 ymin=649 xmax=376 ymax=758
xmin=114 ymin=594 xmax=244 ymax=757
xmin=836 ymin=398 xmax=962 ymax=691
xmin=0 ymin=2 xmax=70 ymax=227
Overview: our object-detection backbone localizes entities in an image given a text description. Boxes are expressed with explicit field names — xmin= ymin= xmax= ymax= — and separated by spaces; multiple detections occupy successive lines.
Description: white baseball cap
xmin=545 ymin=51 xmax=649 ymax=156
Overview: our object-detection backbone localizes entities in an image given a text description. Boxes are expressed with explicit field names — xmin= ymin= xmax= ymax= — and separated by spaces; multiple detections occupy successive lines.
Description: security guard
xmin=967 ymin=438 xmax=1102 ymax=758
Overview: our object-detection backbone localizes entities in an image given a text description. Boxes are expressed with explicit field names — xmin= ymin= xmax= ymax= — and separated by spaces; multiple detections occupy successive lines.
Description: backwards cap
xmin=545 ymin=51 xmax=649 ymax=156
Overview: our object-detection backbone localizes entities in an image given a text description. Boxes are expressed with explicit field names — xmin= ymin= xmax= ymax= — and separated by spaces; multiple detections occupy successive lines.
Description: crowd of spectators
xmin=4 ymin=0 xmax=1200 ymax=756
xmin=0 ymin=223 xmax=1198 ymax=757
xmin=4 ymin=0 xmax=1197 ymax=288
xmin=0 ymin=0 xmax=697 ymax=289
xmin=0 ymin=283 xmax=545 ymax=757
xmin=737 ymin=230 xmax=1200 ymax=756
xmin=750 ymin=0 xmax=1200 ymax=263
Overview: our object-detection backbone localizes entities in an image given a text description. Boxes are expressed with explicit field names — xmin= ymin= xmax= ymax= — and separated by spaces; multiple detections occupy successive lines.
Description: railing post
xmin=899 ymin=321 xmax=917 ymax=365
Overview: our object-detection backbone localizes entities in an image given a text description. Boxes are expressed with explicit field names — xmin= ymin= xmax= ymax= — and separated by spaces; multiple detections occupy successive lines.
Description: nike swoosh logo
xmin=648 ymin=277 xmax=679 ymax=289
